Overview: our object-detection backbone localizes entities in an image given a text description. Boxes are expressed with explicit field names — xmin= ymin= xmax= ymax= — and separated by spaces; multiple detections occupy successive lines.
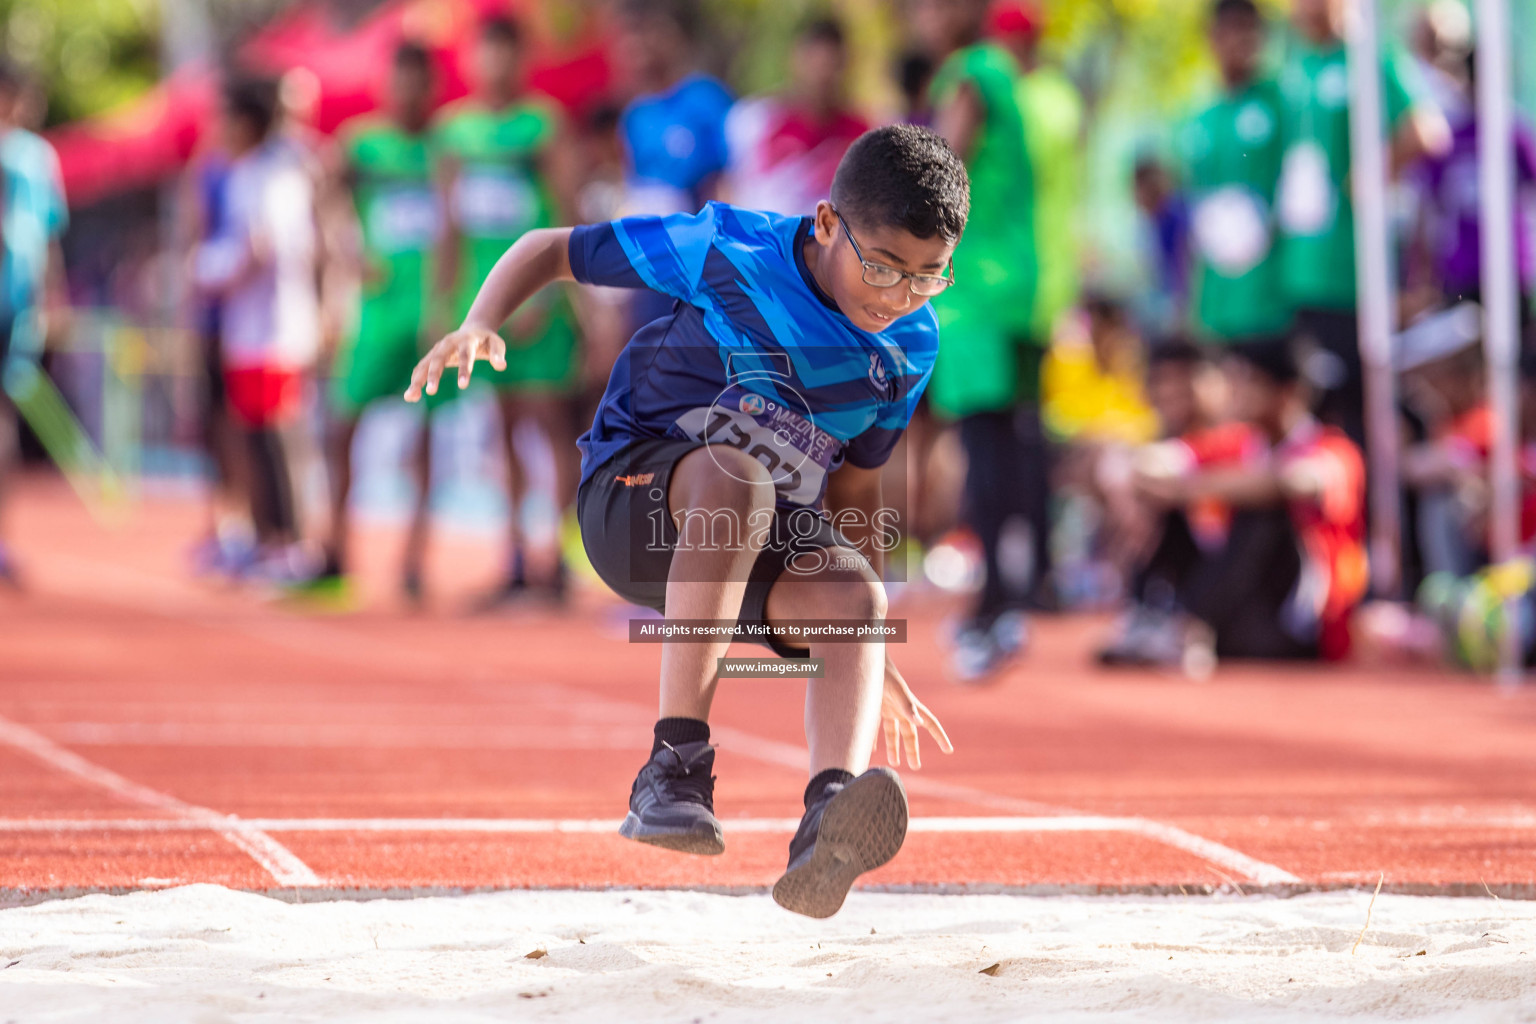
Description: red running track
xmin=2 ymin=477 xmax=1535 ymax=902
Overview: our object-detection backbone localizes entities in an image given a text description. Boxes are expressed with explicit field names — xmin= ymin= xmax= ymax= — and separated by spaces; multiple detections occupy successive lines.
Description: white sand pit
xmin=1 ymin=885 xmax=1533 ymax=1022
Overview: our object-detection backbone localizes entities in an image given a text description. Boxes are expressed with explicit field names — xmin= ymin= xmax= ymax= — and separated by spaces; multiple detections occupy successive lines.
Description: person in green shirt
xmin=992 ymin=0 xmax=1083 ymax=340
xmin=1177 ymin=0 xmax=1290 ymax=344
xmin=1275 ymin=0 xmax=1448 ymax=447
xmin=316 ymin=41 xmax=442 ymax=602
xmin=434 ymin=15 xmax=580 ymax=604
xmin=916 ymin=0 xmax=1045 ymax=681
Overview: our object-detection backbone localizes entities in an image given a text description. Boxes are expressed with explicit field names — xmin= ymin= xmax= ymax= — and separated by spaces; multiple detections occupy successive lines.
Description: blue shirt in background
xmin=569 ymin=203 xmax=938 ymax=510
xmin=1 ymin=128 xmax=67 ymax=373
xmin=620 ymin=74 xmax=734 ymax=215
xmin=1 ymin=127 xmax=67 ymax=322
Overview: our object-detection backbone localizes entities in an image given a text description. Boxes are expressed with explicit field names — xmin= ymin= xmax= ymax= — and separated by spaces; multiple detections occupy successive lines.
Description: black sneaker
xmin=618 ymin=740 xmax=725 ymax=855
xmin=772 ymin=767 xmax=908 ymax=918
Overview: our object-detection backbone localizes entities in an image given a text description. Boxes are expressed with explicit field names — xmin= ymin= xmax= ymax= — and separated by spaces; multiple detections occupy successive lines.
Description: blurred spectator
xmin=613 ymin=0 xmax=732 ymax=330
xmin=915 ymin=0 xmax=1044 ymax=680
xmin=1408 ymin=0 xmax=1473 ymax=129
xmin=314 ymin=41 xmax=442 ymax=602
xmin=0 ymin=58 xmax=68 ymax=586
xmin=1400 ymin=331 xmax=1491 ymax=577
xmin=615 ymin=0 xmax=732 ymax=217
xmin=1176 ymin=0 xmax=1290 ymax=344
xmin=192 ymin=74 xmax=321 ymax=580
xmin=1131 ymin=154 xmax=1192 ymax=340
xmin=1412 ymin=50 xmax=1536 ymax=323
xmin=1089 ymin=337 xmax=1231 ymax=612
xmin=994 ymin=0 xmax=1084 ymax=340
xmin=1042 ymin=294 xmax=1159 ymax=609
xmin=570 ymin=104 xmax=632 ymax=428
xmin=722 ymin=17 xmax=868 ymax=217
xmin=1104 ymin=338 xmax=1368 ymax=669
xmin=895 ymin=50 xmax=936 ymax=126
xmin=1276 ymin=0 xmax=1450 ymax=450
xmin=179 ymin=138 xmax=254 ymax=578
xmin=434 ymin=15 xmax=581 ymax=604
xmin=1042 ymin=292 xmax=1158 ymax=446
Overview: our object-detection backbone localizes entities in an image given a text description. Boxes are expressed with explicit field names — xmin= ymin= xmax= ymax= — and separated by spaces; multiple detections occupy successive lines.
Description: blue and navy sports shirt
xmin=570 ymin=202 xmax=939 ymax=510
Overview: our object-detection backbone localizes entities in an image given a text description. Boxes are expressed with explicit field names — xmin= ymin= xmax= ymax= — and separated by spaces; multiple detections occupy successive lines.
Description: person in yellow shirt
xmin=1043 ymin=293 xmax=1159 ymax=446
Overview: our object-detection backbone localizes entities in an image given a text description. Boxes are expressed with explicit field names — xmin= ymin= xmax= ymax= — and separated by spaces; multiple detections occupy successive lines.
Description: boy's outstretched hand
xmin=880 ymin=656 xmax=953 ymax=770
xmin=405 ymin=327 xmax=508 ymax=402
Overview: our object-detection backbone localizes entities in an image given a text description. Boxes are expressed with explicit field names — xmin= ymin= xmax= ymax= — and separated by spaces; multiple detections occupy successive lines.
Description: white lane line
xmin=0 ymin=815 xmax=1260 ymax=836
xmin=27 ymin=554 xmax=1299 ymax=886
xmin=710 ymin=725 xmax=1066 ymax=816
xmin=0 ymin=815 xmax=1301 ymax=885
xmin=1123 ymin=820 xmax=1299 ymax=886
xmin=0 ymin=714 xmax=322 ymax=887
xmin=37 ymin=722 xmax=645 ymax=749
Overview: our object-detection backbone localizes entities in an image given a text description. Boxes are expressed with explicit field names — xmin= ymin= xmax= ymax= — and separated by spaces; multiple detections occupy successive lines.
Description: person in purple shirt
xmin=1415 ymin=50 xmax=1536 ymax=327
xmin=1133 ymin=154 xmax=1193 ymax=339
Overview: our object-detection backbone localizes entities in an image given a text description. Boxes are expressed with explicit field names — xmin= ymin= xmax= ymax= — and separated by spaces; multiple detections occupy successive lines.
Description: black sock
xmin=652 ymin=717 xmax=710 ymax=755
xmin=804 ymin=768 xmax=855 ymax=809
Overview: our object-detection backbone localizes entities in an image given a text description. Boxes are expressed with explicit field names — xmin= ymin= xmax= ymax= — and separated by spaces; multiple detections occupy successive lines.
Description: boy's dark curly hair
xmin=830 ymin=125 xmax=971 ymax=244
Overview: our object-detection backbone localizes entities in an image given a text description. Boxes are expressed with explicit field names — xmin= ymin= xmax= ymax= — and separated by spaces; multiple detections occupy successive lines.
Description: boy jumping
xmin=407 ymin=125 xmax=962 ymax=918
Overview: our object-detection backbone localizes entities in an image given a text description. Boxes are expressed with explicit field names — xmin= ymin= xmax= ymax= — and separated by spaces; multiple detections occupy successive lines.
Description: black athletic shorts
xmin=577 ymin=437 xmax=855 ymax=659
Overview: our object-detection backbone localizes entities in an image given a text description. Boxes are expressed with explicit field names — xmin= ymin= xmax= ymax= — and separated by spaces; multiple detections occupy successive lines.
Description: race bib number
xmin=1277 ymin=142 xmax=1336 ymax=236
xmin=1193 ymin=186 xmax=1270 ymax=276
xmin=367 ymin=187 xmax=439 ymax=254
xmin=453 ymin=169 xmax=538 ymax=235
xmin=670 ymin=384 xmax=841 ymax=507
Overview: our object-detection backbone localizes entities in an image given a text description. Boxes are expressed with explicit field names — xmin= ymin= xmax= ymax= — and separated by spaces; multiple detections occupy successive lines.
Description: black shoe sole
xmin=618 ymin=811 xmax=725 ymax=856
xmin=772 ymin=768 xmax=908 ymax=919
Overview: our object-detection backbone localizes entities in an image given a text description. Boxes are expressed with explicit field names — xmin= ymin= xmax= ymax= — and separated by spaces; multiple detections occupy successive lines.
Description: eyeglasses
xmin=834 ymin=211 xmax=955 ymax=297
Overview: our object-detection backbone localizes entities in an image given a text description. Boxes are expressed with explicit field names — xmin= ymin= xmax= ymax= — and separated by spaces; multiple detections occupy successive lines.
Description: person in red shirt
xmin=1095 ymin=339 xmax=1257 ymax=665
xmin=722 ymin=18 xmax=869 ymax=216
xmin=1401 ymin=340 xmax=1536 ymax=577
xmin=1104 ymin=337 xmax=1367 ymax=669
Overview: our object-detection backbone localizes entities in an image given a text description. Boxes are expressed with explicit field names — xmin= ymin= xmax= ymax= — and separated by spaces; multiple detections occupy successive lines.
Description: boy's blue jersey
xmin=569 ymin=203 xmax=939 ymax=510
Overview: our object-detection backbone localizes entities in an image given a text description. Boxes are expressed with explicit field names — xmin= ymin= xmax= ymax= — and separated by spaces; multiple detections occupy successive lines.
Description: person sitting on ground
xmin=1400 ymin=329 xmax=1492 ymax=578
xmin=1089 ymin=337 xmax=1235 ymax=610
xmin=1099 ymin=337 xmax=1367 ymax=670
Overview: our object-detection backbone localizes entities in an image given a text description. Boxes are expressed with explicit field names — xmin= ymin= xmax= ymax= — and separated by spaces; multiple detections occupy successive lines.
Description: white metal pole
xmin=1346 ymin=0 xmax=1402 ymax=598
xmin=1475 ymin=0 xmax=1524 ymax=688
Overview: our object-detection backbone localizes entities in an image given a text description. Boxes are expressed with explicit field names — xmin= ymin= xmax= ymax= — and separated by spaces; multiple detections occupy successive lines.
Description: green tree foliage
xmin=0 ymin=0 xmax=160 ymax=127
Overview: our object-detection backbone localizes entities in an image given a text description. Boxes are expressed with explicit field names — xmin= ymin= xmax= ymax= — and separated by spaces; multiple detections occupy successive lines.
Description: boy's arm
xmin=406 ymin=226 xmax=575 ymax=400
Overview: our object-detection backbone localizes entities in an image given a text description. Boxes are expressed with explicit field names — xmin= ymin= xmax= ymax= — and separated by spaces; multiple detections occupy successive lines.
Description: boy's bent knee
xmin=768 ymin=553 xmax=888 ymax=625
xmin=671 ymin=445 xmax=777 ymax=520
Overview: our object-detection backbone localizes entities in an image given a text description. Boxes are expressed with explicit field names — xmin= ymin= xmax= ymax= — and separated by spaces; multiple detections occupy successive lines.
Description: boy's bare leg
xmin=658 ymin=446 xmax=775 ymax=720
xmin=762 ymin=548 xmax=907 ymax=918
xmin=617 ymin=444 xmax=773 ymax=856
xmin=763 ymin=553 xmax=887 ymax=775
